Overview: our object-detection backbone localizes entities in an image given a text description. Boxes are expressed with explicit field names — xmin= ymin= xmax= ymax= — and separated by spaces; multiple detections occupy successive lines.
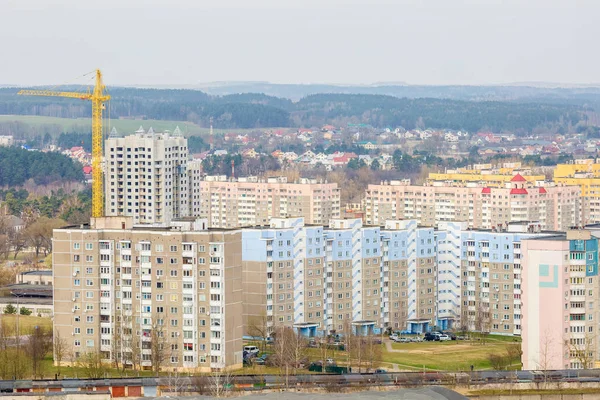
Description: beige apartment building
xmin=364 ymin=174 xmax=581 ymax=231
xmin=53 ymin=216 xmax=243 ymax=372
xmin=193 ymin=176 xmax=341 ymax=228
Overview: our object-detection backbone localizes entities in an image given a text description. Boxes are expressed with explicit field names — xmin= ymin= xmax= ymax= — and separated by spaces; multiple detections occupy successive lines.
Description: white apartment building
xmin=104 ymin=128 xmax=189 ymax=225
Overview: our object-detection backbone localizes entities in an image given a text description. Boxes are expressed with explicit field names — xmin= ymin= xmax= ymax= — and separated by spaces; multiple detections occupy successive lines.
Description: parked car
xmin=424 ymin=333 xmax=440 ymax=341
xmin=439 ymin=334 xmax=451 ymax=341
xmin=389 ymin=334 xmax=399 ymax=341
xmin=244 ymin=345 xmax=260 ymax=354
xmin=411 ymin=337 xmax=423 ymax=342
xmin=326 ymin=358 xmax=336 ymax=365
xmin=254 ymin=354 xmax=268 ymax=365
xmin=374 ymin=369 xmax=387 ymax=374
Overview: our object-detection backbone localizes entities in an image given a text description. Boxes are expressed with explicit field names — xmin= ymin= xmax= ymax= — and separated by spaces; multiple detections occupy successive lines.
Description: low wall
xmin=0 ymin=392 xmax=110 ymax=400
xmin=473 ymin=395 xmax=600 ymax=400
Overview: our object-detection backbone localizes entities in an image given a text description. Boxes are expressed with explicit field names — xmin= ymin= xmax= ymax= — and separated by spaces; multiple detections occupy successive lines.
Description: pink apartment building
xmin=189 ymin=175 xmax=341 ymax=228
xmin=522 ymin=229 xmax=599 ymax=370
xmin=364 ymin=174 xmax=580 ymax=232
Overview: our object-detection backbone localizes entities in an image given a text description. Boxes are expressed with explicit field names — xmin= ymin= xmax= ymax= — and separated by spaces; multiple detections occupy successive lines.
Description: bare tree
xmin=53 ymin=330 xmax=68 ymax=376
xmin=474 ymin=303 xmax=490 ymax=344
xmin=0 ymin=319 xmax=13 ymax=379
xmin=77 ymin=351 xmax=109 ymax=379
xmin=27 ymin=326 xmax=53 ymax=378
xmin=505 ymin=343 xmax=523 ymax=369
xmin=348 ymin=332 xmax=366 ymax=373
xmin=272 ymin=326 xmax=303 ymax=388
xmin=566 ymin=332 xmax=595 ymax=369
xmin=166 ymin=368 xmax=186 ymax=396
xmin=150 ymin=318 xmax=167 ymax=374
xmin=111 ymin=317 xmax=123 ymax=373
xmin=123 ymin=327 xmax=141 ymax=372
xmin=537 ymin=329 xmax=555 ymax=383
xmin=247 ymin=314 xmax=270 ymax=353
xmin=288 ymin=330 xmax=308 ymax=374
xmin=210 ymin=365 xmax=234 ymax=398
xmin=365 ymin=334 xmax=382 ymax=371
xmin=23 ymin=217 xmax=64 ymax=257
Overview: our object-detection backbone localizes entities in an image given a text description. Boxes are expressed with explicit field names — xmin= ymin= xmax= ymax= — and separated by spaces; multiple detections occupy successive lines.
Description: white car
xmin=389 ymin=334 xmax=399 ymax=341
xmin=438 ymin=334 xmax=451 ymax=341
xmin=244 ymin=345 xmax=260 ymax=354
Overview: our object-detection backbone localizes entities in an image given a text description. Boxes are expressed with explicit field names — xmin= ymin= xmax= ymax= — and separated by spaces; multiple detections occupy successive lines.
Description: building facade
xmin=522 ymin=229 xmax=600 ymax=370
xmin=241 ymin=217 xmax=552 ymax=338
xmin=194 ymin=176 xmax=341 ymax=228
xmin=53 ymin=216 xmax=243 ymax=372
xmin=364 ymin=175 xmax=580 ymax=231
xmin=554 ymin=159 xmax=600 ymax=224
xmin=104 ymin=129 xmax=189 ymax=225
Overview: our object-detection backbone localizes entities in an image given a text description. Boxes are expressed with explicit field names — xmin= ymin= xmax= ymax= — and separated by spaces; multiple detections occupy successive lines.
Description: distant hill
xmin=0 ymin=84 xmax=597 ymax=133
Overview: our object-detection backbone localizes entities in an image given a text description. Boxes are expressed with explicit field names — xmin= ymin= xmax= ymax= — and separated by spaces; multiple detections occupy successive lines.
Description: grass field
xmin=0 ymin=314 xmax=52 ymax=335
xmin=244 ymin=336 xmax=520 ymax=373
xmin=0 ymin=115 xmax=278 ymax=136
xmin=384 ymin=338 xmax=520 ymax=371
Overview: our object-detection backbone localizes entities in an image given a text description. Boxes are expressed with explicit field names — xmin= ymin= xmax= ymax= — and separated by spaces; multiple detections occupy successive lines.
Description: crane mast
xmin=18 ymin=70 xmax=110 ymax=218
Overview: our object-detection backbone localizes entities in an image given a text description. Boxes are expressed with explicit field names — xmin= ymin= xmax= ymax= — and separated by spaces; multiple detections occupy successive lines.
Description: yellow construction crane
xmin=18 ymin=70 xmax=110 ymax=218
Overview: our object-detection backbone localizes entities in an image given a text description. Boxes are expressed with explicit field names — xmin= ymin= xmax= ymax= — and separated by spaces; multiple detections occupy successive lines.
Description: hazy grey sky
xmin=1 ymin=0 xmax=598 ymax=86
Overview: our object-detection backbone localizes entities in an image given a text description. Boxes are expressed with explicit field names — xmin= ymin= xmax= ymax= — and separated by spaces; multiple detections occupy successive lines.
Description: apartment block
xmin=195 ymin=176 xmax=341 ymax=228
xmin=428 ymin=162 xmax=544 ymax=187
xmin=364 ymin=174 xmax=580 ymax=231
xmin=105 ymin=128 xmax=189 ymax=225
xmin=554 ymin=159 xmax=600 ymax=224
xmin=522 ymin=229 xmax=600 ymax=370
xmin=53 ymin=216 xmax=243 ymax=372
xmin=241 ymin=217 xmax=555 ymax=338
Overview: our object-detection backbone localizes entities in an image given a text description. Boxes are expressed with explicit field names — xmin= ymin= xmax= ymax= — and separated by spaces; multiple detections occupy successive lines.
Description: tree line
xmin=0 ymin=147 xmax=83 ymax=186
xmin=0 ymin=87 xmax=590 ymax=132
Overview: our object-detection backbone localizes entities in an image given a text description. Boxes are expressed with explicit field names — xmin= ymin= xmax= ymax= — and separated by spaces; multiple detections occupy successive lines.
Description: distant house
xmin=356 ymin=141 xmax=377 ymax=150
xmin=241 ymin=148 xmax=259 ymax=159
xmin=2 ymin=215 xmax=25 ymax=232
xmin=444 ymin=133 xmax=459 ymax=142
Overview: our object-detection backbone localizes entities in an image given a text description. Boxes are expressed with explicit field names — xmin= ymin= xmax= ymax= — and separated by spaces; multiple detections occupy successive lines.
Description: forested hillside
xmin=0 ymin=147 xmax=83 ymax=186
xmin=0 ymin=86 xmax=591 ymax=132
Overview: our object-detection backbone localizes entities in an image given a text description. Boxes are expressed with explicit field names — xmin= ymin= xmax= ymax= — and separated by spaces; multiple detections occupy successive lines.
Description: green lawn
xmin=0 ymin=314 xmax=52 ymax=335
xmin=0 ymin=115 xmax=278 ymax=137
xmin=385 ymin=339 xmax=519 ymax=371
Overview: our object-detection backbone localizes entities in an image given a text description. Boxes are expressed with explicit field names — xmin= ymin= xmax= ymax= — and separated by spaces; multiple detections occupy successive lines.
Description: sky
xmin=0 ymin=0 xmax=598 ymax=87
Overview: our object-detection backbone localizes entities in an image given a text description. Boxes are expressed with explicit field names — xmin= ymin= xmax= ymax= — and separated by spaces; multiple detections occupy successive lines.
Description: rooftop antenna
xmin=209 ymin=116 xmax=214 ymax=151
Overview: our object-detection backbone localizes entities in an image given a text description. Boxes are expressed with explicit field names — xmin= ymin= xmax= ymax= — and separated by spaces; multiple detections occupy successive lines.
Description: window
xmin=170 ymin=245 xmax=178 ymax=252
xmin=73 ymin=243 xmax=81 ymax=250
xmin=86 ymin=255 xmax=93 ymax=262
xmin=85 ymin=243 xmax=93 ymax=250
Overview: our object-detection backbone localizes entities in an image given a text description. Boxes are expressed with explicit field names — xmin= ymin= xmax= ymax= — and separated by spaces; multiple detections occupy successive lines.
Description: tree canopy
xmin=0 ymin=147 xmax=83 ymax=186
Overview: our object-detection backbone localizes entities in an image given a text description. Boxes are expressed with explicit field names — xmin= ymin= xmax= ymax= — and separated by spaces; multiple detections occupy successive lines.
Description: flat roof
xmin=21 ymin=270 xmax=52 ymax=276
xmin=0 ymin=297 xmax=52 ymax=305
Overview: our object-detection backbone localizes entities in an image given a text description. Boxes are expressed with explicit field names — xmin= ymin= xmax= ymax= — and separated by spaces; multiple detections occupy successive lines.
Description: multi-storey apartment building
xmin=195 ymin=176 xmax=341 ymax=228
xmin=428 ymin=162 xmax=544 ymax=187
xmin=554 ymin=159 xmax=600 ymax=224
xmin=364 ymin=174 xmax=581 ymax=231
xmin=242 ymin=217 xmax=553 ymax=338
xmin=522 ymin=228 xmax=600 ymax=370
xmin=53 ymin=216 xmax=243 ymax=372
xmin=105 ymin=128 xmax=189 ymax=225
